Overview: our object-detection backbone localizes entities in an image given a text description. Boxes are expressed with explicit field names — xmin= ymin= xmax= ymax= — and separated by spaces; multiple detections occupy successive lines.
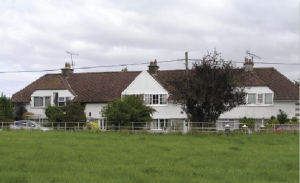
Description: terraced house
xmin=12 ymin=60 xmax=299 ymax=131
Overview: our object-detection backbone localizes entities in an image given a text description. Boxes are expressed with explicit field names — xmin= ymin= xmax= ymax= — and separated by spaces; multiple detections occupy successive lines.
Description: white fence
xmin=1 ymin=121 xmax=296 ymax=134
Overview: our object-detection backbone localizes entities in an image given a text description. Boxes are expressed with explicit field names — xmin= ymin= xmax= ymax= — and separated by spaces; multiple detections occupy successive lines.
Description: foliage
xmin=287 ymin=117 xmax=299 ymax=124
xmin=22 ymin=112 xmax=35 ymax=120
xmin=169 ymin=49 xmax=249 ymax=123
xmin=101 ymin=95 xmax=156 ymax=127
xmin=266 ymin=116 xmax=280 ymax=126
xmin=13 ymin=102 xmax=27 ymax=121
xmin=0 ymin=93 xmax=13 ymax=122
xmin=121 ymin=67 xmax=128 ymax=72
xmin=45 ymin=102 xmax=86 ymax=127
xmin=277 ymin=109 xmax=290 ymax=124
xmin=239 ymin=116 xmax=255 ymax=129
xmin=293 ymin=78 xmax=299 ymax=87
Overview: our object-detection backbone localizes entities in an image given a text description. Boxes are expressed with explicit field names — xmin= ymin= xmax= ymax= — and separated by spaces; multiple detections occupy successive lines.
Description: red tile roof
xmin=253 ymin=68 xmax=299 ymax=100
xmin=12 ymin=67 xmax=299 ymax=103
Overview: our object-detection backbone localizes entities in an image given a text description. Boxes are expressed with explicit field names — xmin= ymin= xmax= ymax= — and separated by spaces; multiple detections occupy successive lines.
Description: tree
xmin=13 ymin=102 xmax=27 ymax=120
xmin=101 ymin=95 xmax=156 ymax=127
xmin=277 ymin=109 xmax=290 ymax=124
xmin=121 ymin=67 xmax=128 ymax=72
xmin=45 ymin=102 xmax=86 ymax=127
xmin=293 ymin=79 xmax=299 ymax=87
xmin=169 ymin=50 xmax=249 ymax=123
xmin=0 ymin=93 xmax=13 ymax=122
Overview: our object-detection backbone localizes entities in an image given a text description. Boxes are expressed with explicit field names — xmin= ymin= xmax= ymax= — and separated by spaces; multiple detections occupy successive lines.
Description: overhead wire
xmin=0 ymin=58 xmax=298 ymax=74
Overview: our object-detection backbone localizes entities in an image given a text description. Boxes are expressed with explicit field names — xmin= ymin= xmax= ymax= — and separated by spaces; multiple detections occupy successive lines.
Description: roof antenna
xmin=66 ymin=51 xmax=79 ymax=69
xmin=246 ymin=50 xmax=261 ymax=63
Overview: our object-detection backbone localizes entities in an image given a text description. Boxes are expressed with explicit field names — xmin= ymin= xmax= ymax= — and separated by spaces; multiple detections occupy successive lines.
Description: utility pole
xmin=185 ymin=52 xmax=188 ymax=75
xmin=66 ymin=51 xmax=79 ymax=69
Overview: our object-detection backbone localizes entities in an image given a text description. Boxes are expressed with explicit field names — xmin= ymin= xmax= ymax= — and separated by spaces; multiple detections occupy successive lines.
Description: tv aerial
xmin=66 ymin=51 xmax=79 ymax=69
xmin=246 ymin=50 xmax=261 ymax=62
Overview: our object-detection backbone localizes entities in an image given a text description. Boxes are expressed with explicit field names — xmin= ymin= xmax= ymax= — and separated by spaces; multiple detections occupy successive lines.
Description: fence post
xmin=78 ymin=122 xmax=79 ymax=130
xmin=1 ymin=122 xmax=3 ymax=129
xmin=52 ymin=122 xmax=53 ymax=129
xmin=132 ymin=122 xmax=133 ymax=132
xmin=65 ymin=122 xmax=66 ymax=130
xmin=119 ymin=122 xmax=120 ymax=131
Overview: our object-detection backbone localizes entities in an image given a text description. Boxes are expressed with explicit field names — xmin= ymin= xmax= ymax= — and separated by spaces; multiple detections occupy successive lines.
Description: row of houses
xmin=12 ymin=59 xmax=299 ymax=131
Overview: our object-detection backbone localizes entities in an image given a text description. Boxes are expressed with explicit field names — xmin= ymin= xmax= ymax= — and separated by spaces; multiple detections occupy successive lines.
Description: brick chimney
xmin=61 ymin=62 xmax=73 ymax=77
xmin=244 ymin=57 xmax=254 ymax=71
xmin=148 ymin=59 xmax=159 ymax=75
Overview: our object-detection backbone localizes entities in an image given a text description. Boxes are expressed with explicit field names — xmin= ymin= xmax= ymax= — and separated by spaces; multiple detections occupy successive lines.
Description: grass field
xmin=0 ymin=130 xmax=298 ymax=183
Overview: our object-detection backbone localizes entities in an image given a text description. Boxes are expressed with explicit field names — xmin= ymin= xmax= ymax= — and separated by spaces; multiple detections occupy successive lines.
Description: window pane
xmin=34 ymin=97 xmax=39 ymax=107
xmin=66 ymin=97 xmax=71 ymax=105
xmin=153 ymin=95 xmax=158 ymax=104
xmin=39 ymin=97 xmax=43 ymax=107
xmin=265 ymin=94 xmax=272 ymax=104
xmin=248 ymin=94 xmax=256 ymax=104
xmin=59 ymin=102 xmax=65 ymax=106
xmin=160 ymin=119 xmax=164 ymax=128
xmin=45 ymin=97 xmax=50 ymax=107
xmin=257 ymin=94 xmax=263 ymax=104
xmin=160 ymin=94 xmax=167 ymax=104
xmin=59 ymin=97 xmax=65 ymax=102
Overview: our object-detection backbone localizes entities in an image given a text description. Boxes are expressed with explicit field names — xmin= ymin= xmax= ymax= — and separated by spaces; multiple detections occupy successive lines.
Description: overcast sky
xmin=0 ymin=0 xmax=299 ymax=97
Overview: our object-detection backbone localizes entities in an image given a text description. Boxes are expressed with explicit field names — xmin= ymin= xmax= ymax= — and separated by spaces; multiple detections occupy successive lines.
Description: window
xmin=53 ymin=92 xmax=71 ymax=106
xmin=152 ymin=119 xmax=170 ymax=129
xmin=265 ymin=94 xmax=272 ymax=104
xmin=248 ymin=93 xmax=273 ymax=105
xmin=33 ymin=96 xmax=50 ymax=107
xmin=257 ymin=94 xmax=263 ymax=104
xmin=248 ymin=94 xmax=256 ymax=104
xmin=145 ymin=94 xmax=167 ymax=105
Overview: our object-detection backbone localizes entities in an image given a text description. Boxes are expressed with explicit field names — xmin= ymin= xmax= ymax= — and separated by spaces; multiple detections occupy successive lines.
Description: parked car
xmin=10 ymin=120 xmax=52 ymax=131
xmin=274 ymin=124 xmax=299 ymax=133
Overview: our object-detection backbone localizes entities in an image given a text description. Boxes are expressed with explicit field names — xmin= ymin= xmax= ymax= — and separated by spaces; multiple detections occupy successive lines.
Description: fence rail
xmin=0 ymin=121 xmax=298 ymax=134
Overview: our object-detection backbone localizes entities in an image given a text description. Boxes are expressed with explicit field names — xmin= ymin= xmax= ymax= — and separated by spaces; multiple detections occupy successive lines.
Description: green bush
xmin=266 ymin=116 xmax=279 ymax=127
xmin=239 ymin=116 xmax=255 ymax=129
xmin=277 ymin=109 xmax=290 ymax=124
xmin=45 ymin=102 xmax=86 ymax=127
xmin=287 ymin=117 xmax=299 ymax=124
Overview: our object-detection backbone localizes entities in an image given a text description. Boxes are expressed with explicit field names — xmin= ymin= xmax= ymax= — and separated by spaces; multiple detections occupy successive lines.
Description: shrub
xmin=266 ymin=116 xmax=279 ymax=126
xmin=22 ymin=112 xmax=35 ymax=120
xmin=291 ymin=117 xmax=298 ymax=123
xmin=239 ymin=116 xmax=255 ymax=129
xmin=277 ymin=109 xmax=290 ymax=124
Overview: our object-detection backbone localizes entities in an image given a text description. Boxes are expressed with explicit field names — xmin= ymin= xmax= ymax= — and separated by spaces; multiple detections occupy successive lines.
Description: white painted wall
xmin=122 ymin=70 xmax=168 ymax=95
xmin=219 ymin=100 xmax=298 ymax=120
xmin=85 ymin=103 xmax=107 ymax=119
xmin=151 ymin=102 xmax=187 ymax=119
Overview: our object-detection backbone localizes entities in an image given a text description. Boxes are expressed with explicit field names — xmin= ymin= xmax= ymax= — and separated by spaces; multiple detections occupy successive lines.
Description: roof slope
xmin=12 ymin=67 xmax=298 ymax=103
xmin=12 ymin=74 xmax=60 ymax=103
xmin=254 ymin=68 xmax=299 ymax=100
xmin=67 ymin=71 xmax=141 ymax=102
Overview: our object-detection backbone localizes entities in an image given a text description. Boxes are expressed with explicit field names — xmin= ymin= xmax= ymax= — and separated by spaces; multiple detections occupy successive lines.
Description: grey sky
xmin=0 ymin=0 xmax=298 ymax=97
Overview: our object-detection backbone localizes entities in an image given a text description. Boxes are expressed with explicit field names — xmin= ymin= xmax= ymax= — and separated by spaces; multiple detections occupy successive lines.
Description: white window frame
xmin=247 ymin=93 xmax=273 ymax=106
xmin=33 ymin=96 xmax=51 ymax=108
xmin=145 ymin=94 xmax=168 ymax=106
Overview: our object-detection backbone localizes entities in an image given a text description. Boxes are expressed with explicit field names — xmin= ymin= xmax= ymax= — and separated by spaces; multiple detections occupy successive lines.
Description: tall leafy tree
xmin=169 ymin=50 xmax=249 ymax=123
xmin=0 ymin=92 xmax=13 ymax=121
xmin=101 ymin=95 xmax=156 ymax=126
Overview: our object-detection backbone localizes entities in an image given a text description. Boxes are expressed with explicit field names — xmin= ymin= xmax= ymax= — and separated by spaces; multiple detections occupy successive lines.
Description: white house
xmin=12 ymin=60 xmax=299 ymax=131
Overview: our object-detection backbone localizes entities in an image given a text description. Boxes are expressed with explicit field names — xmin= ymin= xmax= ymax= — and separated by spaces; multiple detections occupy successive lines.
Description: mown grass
xmin=0 ymin=130 xmax=298 ymax=183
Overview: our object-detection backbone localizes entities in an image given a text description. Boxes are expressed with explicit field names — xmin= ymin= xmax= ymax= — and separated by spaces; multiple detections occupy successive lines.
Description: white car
xmin=10 ymin=120 xmax=52 ymax=131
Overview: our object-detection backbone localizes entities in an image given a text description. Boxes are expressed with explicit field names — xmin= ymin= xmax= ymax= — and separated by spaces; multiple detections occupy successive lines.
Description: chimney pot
xmin=148 ymin=60 xmax=159 ymax=75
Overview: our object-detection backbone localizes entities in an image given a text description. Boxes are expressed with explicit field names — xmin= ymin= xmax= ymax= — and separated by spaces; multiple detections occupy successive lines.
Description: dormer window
xmin=247 ymin=93 xmax=273 ymax=105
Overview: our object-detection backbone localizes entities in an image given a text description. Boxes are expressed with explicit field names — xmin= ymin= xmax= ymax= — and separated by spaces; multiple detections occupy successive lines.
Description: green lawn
xmin=0 ymin=130 xmax=298 ymax=183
